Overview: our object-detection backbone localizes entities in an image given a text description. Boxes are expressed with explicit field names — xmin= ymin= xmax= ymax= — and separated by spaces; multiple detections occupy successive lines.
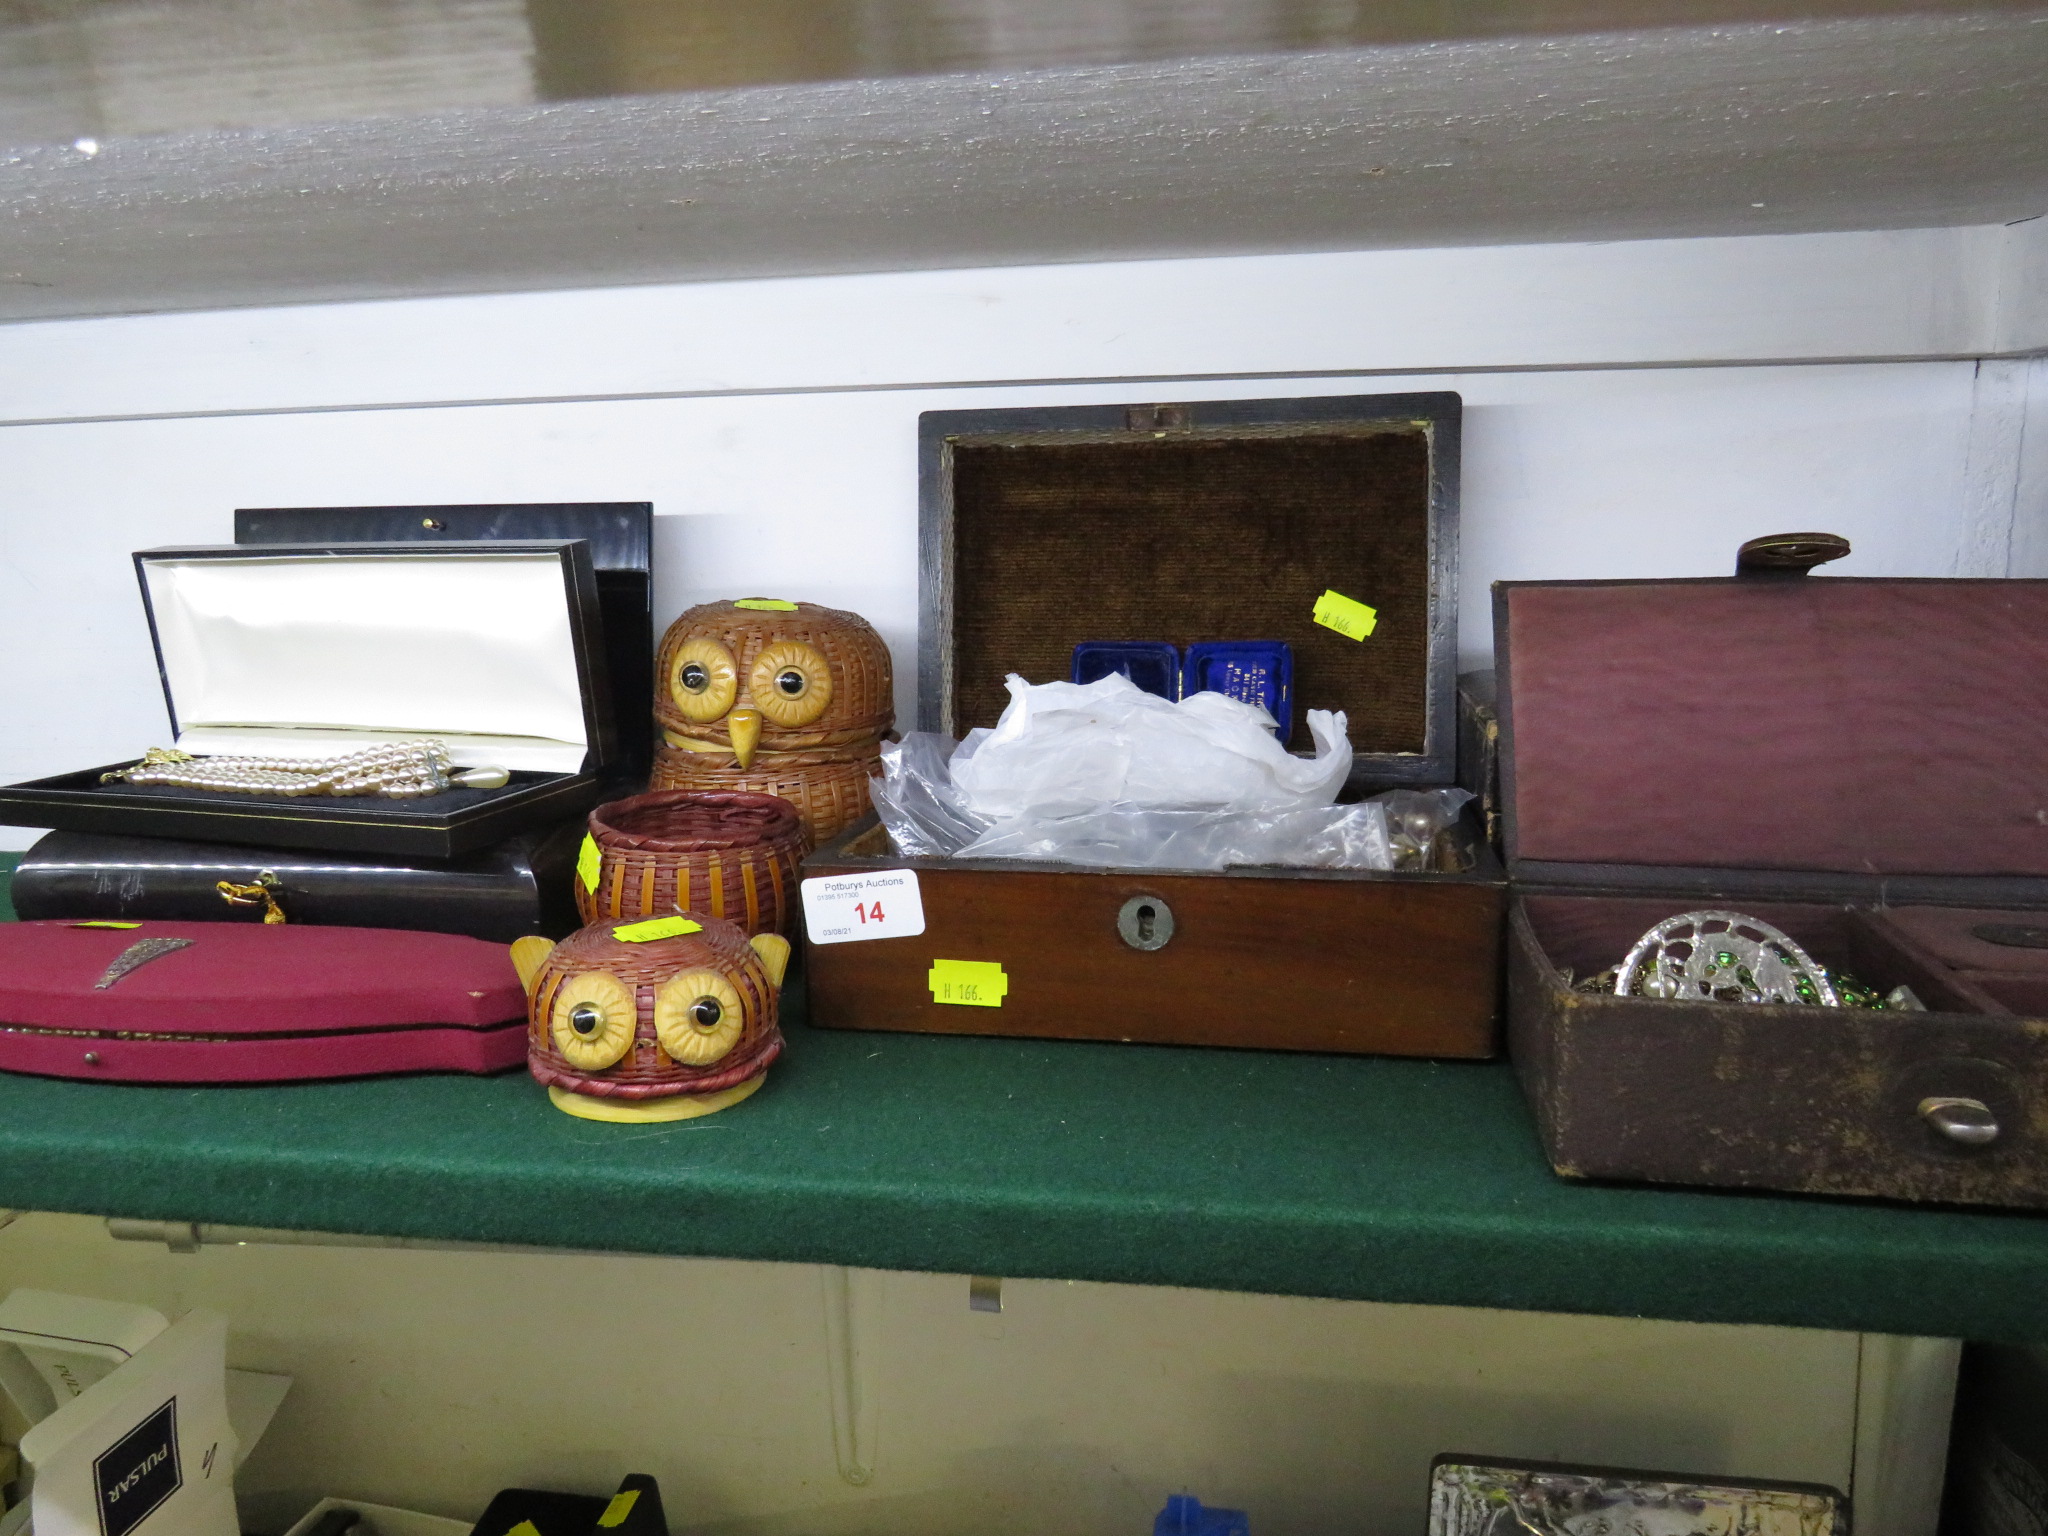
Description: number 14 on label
xmin=799 ymin=869 xmax=927 ymax=945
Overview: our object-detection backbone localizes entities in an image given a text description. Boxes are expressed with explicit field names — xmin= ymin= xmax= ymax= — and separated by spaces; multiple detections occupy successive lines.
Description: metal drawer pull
xmin=1918 ymin=1096 xmax=2000 ymax=1146
xmin=1117 ymin=896 xmax=1175 ymax=951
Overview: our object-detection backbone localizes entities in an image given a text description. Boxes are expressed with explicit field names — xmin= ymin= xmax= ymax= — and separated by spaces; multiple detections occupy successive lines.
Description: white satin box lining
xmin=143 ymin=552 xmax=590 ymax=776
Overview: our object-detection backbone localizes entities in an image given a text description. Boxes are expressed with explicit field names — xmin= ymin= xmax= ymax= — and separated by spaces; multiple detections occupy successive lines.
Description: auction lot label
xmin=800 ymin=870 xmax=927 ymax=944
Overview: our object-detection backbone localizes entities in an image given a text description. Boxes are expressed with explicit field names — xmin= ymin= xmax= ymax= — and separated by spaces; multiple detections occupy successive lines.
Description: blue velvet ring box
xmin=1184 ymin=640 xmax=1293 ymax=739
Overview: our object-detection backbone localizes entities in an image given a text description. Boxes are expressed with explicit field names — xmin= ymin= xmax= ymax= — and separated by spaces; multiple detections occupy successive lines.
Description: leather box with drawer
xmin=1497 ymin=543 xmax=2048 ymax=1207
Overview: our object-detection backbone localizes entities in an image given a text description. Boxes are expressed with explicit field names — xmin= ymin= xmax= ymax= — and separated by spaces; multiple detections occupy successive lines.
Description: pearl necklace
xmin=103 ymin=742 xmax=511 ymax=799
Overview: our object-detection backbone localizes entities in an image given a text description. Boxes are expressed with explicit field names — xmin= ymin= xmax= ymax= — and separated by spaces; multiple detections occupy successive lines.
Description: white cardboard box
xmin=16 ymin=1312 xmax=241 ymax=1536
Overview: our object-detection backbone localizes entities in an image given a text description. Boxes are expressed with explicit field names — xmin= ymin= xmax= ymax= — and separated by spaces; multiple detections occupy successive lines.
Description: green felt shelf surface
xmin=3 ymin=850 xmax=2045 ymax=1342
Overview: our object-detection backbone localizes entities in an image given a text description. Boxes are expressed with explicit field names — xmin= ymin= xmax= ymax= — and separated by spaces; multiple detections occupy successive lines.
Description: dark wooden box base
xmin=803 ymin=819 xmax=1505 ymax=1058
xmin=1508 ymin=893 xmax=2048 ymax=1208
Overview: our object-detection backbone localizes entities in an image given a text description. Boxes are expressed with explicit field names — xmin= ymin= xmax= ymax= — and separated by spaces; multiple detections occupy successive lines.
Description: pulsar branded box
xmin=15 ymin=1312 xmax=239 ymax=1536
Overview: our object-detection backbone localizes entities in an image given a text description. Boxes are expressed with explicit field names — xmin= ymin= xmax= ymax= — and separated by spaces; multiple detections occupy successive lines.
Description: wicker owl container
xmin=578 ymin=790 xmax=805 ymax=935
xmin=653 ymin=600 xmax=893 ymax=750
xmin=651 ymin=598 xmax=893 ymax=848
xmin=528 ymin=916 xmax=784 ymax=1101
xmin=648 ymin=745 xmax=881 ymax=849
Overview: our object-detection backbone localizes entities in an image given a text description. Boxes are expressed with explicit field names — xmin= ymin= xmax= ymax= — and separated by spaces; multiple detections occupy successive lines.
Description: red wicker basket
xmin=577 ymin=790 xmax=806 ymax=936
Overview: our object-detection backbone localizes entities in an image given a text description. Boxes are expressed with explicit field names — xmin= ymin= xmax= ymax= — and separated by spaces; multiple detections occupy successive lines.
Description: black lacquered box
xmin=0 ymin=536 xmax=623 ymax=860
xmin=8 ymin=822 xmax=585 ymax=941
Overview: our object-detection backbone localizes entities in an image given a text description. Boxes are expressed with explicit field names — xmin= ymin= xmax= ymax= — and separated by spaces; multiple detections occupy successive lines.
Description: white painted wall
xmin=0 ymin=227 xmax=2040 ymax=858
xmin=0 ymin=1212 xmax=1896 ymax=1536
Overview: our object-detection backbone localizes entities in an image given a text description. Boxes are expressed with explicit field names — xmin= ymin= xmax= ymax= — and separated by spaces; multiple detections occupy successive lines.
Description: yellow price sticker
xmin=613 ymin=916 xmax=703 ymax=943
xmin=577 ymin=833 xmax=602 ymax=893
xmin=928 ymin=958 xmax=1008 ymax=1008
xmin=71 ymin=921 xmax=142 ymax=929
xmin=1312 ymin=588 xmax=1378 ymax=640
xmin=597 ymin=1491 xmax=640 ymax=1529
xmin=734 ymin=597 xmax=799 ymax=611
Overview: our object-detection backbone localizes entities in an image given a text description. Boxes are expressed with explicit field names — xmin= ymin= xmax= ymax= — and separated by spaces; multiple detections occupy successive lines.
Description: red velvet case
xmin=0 ymin=921 xmax=527 ymax=1083
xmin=1496 ymin=563 xmax=2048 ymax=1207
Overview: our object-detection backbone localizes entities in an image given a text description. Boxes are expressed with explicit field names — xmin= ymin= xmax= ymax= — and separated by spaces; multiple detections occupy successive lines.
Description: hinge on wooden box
xmin=1125 ymin=403 xmax=1192 ymax=433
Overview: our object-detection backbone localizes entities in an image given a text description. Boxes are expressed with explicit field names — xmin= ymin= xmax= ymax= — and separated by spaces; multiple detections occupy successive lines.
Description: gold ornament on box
xmin=512 ymin=914 xmax=790 ymax=1123
xmin=651 ymin=598 xmax=892 ymax=847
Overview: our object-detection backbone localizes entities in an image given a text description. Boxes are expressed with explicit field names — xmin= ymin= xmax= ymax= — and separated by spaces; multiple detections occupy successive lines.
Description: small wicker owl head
xmin=511 ymin=917 xmax=789 ymax=1123
xmin=654 ymin=599 xmax=892 ymax=768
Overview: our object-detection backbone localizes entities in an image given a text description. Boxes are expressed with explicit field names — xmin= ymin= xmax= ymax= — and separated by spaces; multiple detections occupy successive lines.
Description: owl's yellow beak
xmin=726 ymin=707 xmax=763 ymax=769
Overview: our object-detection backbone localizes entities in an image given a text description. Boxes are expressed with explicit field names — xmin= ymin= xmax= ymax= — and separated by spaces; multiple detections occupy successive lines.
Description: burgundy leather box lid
xmin=0 ymin=921 xmax=524 ymax=1034
xmin=1499 ymin=578 xmax=2048 ymax=877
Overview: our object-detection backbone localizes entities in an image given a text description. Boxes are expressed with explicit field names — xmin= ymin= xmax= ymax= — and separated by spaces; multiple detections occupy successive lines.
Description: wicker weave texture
xmin=526 ymin=916 xmax=783 ymax=1100
xmin=654 ymin=599 xmax=893 ymax=750
xmin=577 ymin=790 xmax=805 ymax=935
xmin=651 ymin=743 xmax=879 ymax=849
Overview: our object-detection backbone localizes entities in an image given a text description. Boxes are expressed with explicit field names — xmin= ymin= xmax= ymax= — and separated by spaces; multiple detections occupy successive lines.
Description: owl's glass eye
xmin=748 ymin=641 xmax=833 ymax=728
xmin=655 ymin=969 xmax=745 ymax=1066
xmin=670 ymin=639 xmax=738 ymax=723
xmin=550 ymin=971 xmax=636 ymax=1070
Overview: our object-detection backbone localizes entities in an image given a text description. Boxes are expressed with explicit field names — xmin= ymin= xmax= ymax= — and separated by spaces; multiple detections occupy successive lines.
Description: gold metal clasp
xmin=217 ymin=869 xmax=287 ymax=924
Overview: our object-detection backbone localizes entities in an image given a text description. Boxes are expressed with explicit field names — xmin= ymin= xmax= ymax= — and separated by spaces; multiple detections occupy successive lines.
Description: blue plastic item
xmin=1183 ymin=640 xmax=1293 ymax=738
xmin=1153 ymin=1495 xmax=1249 ymax=1536
xmin=1071 ymin=641 xmax=1181 ymax=700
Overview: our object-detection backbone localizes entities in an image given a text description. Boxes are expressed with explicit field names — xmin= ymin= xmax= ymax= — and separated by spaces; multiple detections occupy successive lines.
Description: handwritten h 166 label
xmin=800 ymin=869 xmax=927 ymax=944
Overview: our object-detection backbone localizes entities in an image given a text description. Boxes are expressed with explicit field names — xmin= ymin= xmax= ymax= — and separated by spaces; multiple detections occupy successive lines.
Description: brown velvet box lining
xmin=1519 ymin=894 xmax=1999 ymax=1016
xmin=947 ymin=427 xmax=1432 ymax=754
xmin=1501 ymin=579 xmax=2048 ymax=875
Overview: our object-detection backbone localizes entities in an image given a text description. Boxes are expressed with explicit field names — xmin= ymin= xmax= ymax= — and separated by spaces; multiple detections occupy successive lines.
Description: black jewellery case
xmin=9 ymin=825 xmax=584 ymax=942
xmin=236 ymin=502 xmax=655 ymax=783
xmin=8 ymin=504 xmax=650 ymax=936
xmin=1497 ymin=539 xmax=2048 ymax=1208
xmin=0 ymin=536 xmax=621 ymax=861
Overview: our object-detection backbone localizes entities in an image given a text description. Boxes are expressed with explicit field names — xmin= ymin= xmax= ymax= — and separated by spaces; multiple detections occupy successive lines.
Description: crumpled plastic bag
xmin=869 ymin=731 xmax=986 ymax=858
xmin=949 ymin=673 xmax=1351 ymax=818
xmin=955 ymin=803 xmax=1396 ymax=870
xmin=869 ymin=674 xmax=1474 ymax=872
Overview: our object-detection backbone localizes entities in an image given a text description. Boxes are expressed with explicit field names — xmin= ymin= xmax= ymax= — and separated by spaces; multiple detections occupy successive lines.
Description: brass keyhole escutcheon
xmin=1918 ymin=1095 xmax=2000 ymax=1147
xmin=1117 ymin=895 xmax=1174 ymax=952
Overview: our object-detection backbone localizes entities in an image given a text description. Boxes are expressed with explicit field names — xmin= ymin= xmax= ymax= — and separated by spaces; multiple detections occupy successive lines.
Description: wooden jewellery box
xmin=802 ymin=392 xmax=1507 ymax=1058
xmin=1496 ymin=538 xmax=2048 ymax=1207
xmin=0 ymin=539 xmax=619 ymax=860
